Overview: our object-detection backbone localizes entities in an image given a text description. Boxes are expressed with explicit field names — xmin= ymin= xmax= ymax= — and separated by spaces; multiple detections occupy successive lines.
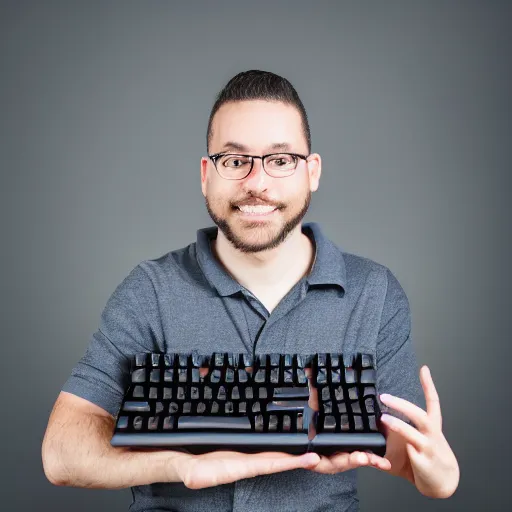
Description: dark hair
xmin=206 ymin=70 xmax=311 ymax=154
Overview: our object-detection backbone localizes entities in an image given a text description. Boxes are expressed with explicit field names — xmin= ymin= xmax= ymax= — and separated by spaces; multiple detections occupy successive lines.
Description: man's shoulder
xmin=337 ymin=247 xmax=392 ymax=284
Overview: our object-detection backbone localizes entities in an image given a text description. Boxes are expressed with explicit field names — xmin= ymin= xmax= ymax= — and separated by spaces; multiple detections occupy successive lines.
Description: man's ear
xmin=307 ymin=153 xmax=322 ymax=192
xmin=200 ymin=157 xmax=208 ymax=197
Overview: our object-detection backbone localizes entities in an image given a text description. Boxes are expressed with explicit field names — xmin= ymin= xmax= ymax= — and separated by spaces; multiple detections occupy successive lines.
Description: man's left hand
xmin=309 ymin=366 xmax=460 ymax=499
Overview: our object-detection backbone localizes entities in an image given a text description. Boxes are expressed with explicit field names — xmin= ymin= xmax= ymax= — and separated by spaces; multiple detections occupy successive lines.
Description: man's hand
xmin=164 ymin=449 xmax=321 ymax=489
xmin=307 ymin=365 xmax=460 ymax=499
xmin=377 ymin=365 xmax=460 ymax=498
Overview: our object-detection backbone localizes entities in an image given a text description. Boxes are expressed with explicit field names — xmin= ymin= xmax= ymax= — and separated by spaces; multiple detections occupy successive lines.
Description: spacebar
xmin=178 ymin=416 xmax=252 ymax=430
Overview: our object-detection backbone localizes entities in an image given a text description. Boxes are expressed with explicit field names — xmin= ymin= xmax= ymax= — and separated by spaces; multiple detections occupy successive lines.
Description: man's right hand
xmin=164 ymin=449 xmax=320 ymax=489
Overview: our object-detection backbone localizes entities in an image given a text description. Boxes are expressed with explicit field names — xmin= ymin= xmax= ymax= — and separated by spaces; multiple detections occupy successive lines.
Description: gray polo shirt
xmin=62 ymin=221 xmax=425 ymax=512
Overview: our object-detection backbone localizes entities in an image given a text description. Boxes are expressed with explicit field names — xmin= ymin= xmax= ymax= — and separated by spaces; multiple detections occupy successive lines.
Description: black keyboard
xmin=111 ymin=352 xmax=386 ymax=456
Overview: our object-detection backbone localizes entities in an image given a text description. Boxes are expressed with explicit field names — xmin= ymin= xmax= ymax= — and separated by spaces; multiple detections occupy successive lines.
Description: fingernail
xmin=380 ymin=393 xmax=392 ymax=401
xmin=380 ymin=414 xmax=395 ymax=424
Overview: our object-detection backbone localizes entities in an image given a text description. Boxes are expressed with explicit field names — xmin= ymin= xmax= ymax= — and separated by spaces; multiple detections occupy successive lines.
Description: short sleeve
xmin=61 ymin=264 xmax=160 ymax=417
xmin=376 ymin=268 xmax=426 ymax=420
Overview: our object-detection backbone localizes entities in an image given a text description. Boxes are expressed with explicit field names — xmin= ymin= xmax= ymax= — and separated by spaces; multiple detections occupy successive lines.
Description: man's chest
xmin=157 ymin=278 xmax=386 ymax=360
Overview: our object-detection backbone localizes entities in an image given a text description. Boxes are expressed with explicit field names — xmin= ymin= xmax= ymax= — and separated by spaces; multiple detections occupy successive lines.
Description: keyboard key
xmin=163 ymin=416 xmax=174 ymax=430
xmin=324 ymin=415 xmax=336 ymax=431
xmin=135 ymin=354 xmax=146 ymax=367
xmin=364 ymin=398 xmax=375 ymax=413
xmin=267 ymin=400 xmax=308 ymax=411
xmin=338 ymin=402 xmax=347 ymax=413
xmin=149 ymin=387 xmax=158 ymax=399
xmin=163 ymin=387 xmax=172 ymax=400
xmin=151 ymin=354 xmax=160 ymax=367
xmin=273 ymin=387 xmax=309 ymax=399
xmin=178 ymin=416 xmax=251 ymax=430
xmin=255 ymin=414 xmax=264 ymax=432
xmin=361 ymin=354 xmax=373 ymax=368
xmin=361 ymin=369 xmax=376 ymax=384
xmin=269 ymin=414 xmax=278 ymax=431
xmin=117 ymin=416 xmax=129 ymax=429
xmin=197 ymin=402 xmax=206 ymax=413
xmin=133 ymin=416 xmax=143 ymax=430
xmin=131 ymin=368 xmax=146 ymax=383
xmin=345 ymin=368 xmax=356 ymax=384
xmin=217 ymin=386 xmax=227 ymax=400
xmin=148 ymin=416 xmax=159 ymax=430
xmin=133 ymin=385 xmax=144 ymax=398
xmin=255 ymin=369 xmax=266 ymax=383
xmin=283 ymin=415 xmax=291 ymax=431
xmin=363 ymin=386 xmax=376 ymax=397
xmin=123 ymin=401 xmax=150 ymax=412
xmin=323 ymin=401 xmax=332 ymax=414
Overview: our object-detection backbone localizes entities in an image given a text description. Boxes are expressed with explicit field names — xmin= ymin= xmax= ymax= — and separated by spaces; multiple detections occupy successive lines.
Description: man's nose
xmin=242 ymin=158 xmax=269 ymax=189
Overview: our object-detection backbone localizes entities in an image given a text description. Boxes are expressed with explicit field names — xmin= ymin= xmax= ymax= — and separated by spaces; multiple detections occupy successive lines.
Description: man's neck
xmin=211 ymin=225 xmax=316 ymax=294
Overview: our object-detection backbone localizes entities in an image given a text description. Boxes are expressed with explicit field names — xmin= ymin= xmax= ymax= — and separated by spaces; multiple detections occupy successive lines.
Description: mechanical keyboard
xmin=111 ymin=352 xmax=386 ymax=456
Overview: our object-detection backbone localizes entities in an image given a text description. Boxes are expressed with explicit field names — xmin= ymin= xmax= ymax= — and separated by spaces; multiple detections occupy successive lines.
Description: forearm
xmin=42 ymin=412 xmax=182 ymax=489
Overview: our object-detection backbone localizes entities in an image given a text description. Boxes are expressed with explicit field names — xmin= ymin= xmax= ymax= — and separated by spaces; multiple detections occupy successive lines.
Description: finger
xmin=420 ymin=365 xmax=442 ymax=430
xmin=311 ymin=451 xmax=390 ymax=474
xmin=380 ymin=414 xmax=429 ymax=452
xmin=236 ymin=451 xmax=321 ymax=480
xmin=379 ymin=394 xmax=429 ymax=432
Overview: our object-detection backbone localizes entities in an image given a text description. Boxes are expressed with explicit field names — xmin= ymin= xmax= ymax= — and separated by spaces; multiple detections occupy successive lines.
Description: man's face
xmin=201 ymin=100 xmax=321 ymax=253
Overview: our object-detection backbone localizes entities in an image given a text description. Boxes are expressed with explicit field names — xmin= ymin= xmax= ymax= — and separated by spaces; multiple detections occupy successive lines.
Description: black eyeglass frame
xmin=208 ymin=152 xmax=311 ymax=180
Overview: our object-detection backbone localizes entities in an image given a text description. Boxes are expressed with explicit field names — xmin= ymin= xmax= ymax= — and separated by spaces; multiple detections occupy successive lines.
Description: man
xmin=42 ymin=70 xmax=459 ymax=511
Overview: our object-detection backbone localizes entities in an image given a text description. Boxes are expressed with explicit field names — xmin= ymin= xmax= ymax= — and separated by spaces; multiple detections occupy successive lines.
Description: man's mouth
xmin=236 ymin=205 xmax=278 ymax=214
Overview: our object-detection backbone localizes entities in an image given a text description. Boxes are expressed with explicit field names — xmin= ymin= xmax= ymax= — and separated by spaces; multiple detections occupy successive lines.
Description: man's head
xmin=201 ymin=70 xmax=321 ymax=253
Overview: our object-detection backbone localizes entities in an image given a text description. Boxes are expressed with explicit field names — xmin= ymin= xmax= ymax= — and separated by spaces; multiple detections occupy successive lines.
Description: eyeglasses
xmin=208 ymin=152 xmax=310 ymax=180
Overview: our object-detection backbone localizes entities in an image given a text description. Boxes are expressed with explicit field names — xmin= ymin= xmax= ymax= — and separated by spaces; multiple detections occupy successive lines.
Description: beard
xmin=205 ymin=190 xmax=311 ymax=253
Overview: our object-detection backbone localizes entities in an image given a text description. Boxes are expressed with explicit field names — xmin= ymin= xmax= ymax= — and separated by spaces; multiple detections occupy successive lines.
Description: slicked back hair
xmin=206 ymin=70 xmax=311 ymax=154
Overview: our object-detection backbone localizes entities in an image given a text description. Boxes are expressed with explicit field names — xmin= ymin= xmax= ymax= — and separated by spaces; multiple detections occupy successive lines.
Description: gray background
xmin=1 ymin=1 xmax=510 ymax=510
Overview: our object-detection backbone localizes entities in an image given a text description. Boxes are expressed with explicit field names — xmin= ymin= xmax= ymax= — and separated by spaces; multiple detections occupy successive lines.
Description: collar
xmin=196 ymin=221 xmax=346 ymax=297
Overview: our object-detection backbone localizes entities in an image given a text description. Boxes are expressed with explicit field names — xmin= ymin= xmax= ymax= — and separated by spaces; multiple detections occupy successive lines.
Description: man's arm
xmin=41 ymin=391 xmax=321 ymax=489
xmin=41 ymin=391 xmax=180 ymax=488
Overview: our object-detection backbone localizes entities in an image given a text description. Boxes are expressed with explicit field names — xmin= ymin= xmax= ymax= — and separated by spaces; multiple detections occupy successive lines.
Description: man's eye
xmin=223 ymin=157 xmax=250 ymax=167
